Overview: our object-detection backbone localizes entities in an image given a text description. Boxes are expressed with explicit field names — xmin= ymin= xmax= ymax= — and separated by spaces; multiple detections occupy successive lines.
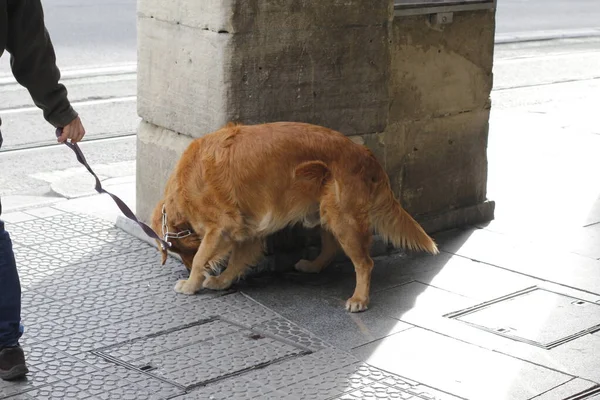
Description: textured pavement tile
xmin=93 ymin=384 xmax=164 ymax=400
xmin=101 ymin=336 xmax=171 ymax=364
xmin=11 ymin=231 xmax=58 ymax=247
xmin=158 ymin=320 xmax=241 ymax=351
xmin=156 ymin=362 xmax=226 ymax=388
xmin=182 ymin=377 xmax=280 ymax=400
xmin=41 ymin=214 xmax=114 ymax=233
xmin=35 ymin=235 xmax=131 ymax=264
xmin=27 ymin=380 xmax=95 ymax=400
xmin=38 ymin=357 xmax=99 ymax=381
xmin=0 ymin=364 xmax=59 ymax=398
xmin=115 ymin=307 xmax=207 ymax=338
xmin=354 ymin=327 xmax=572 ymax=400
xmin=254 ymin=316 xmax=330 ymax=351
xmin=2 ymin=394 xmax=36 ymax=400
xmin=138 ymin=349 xmax=200 ymax=372
xmin=45 ymin=325 xmax=135 ymax=356
xmin=73 ymin=352 xmax=116 ymax=370
xmin=64 ymin=370 xmax=130 ymax=395
xmin=220 ymin=306 xmax=278 ymax=327
xmin=115 ymin=373 xmax=183 ymax=398
xmin=91 ymin=296 xmax=173 ymax=324
xmin=21 ymin=343 xmax=68 ymax=367
xmin=242 ymin=350 xmax=360 ymax=392
xmin=13 ymin=250 xmax=68 ymax=272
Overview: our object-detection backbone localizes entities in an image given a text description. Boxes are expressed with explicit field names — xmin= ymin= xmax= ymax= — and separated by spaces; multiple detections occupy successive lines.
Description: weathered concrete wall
xmin=136 ymin=1 xmax=496 ymax=254
xmin=136 ymin=121 xmax=193 ymax=221
xmin=388 ymin=10 xmax=496 ymax=226
xmin=340 ymin=10 xmax=496 ymax=230
xmin=137 ymin=0 xmax=392 ymax=138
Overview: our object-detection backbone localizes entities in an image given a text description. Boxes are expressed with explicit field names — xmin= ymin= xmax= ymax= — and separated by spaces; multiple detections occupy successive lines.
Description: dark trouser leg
xmin=0 ymin=217 xmax=23 ymax=348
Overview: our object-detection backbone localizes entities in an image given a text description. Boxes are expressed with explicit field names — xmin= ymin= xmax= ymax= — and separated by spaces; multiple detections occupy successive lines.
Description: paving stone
xmin=279 ymin=363 xmax=377 ymax=399
xmin=35 ymin=235 xmax=130 ymax=264
xmin=113 ymin=372 xmax=184 ymax=398
xmin=94 ymin=384 xmax=164 ymax=400
xmin=64 ymin=369 xmax=130 ymax=396
xmin=91 ymin=296 xmax=173 ymax=324
xmin=20 ymin=318 xmax=63 ymax=342
xmin=89 ymin=228 xmax=151 ymax=249
xmin=158 ymin=319 xmax=241 ymax=351
xmin=11 ymin=231 xmax=57 ymax=247
xmin=45 ymin=325 xmax=134 ymax=355
xmin=137 ymin=349 xmax=200 ymax=373
xmin=21 ymin=343 xmax=69 ymax=367
xmin=27 ymin=380 xmax=95 ymax=400
xmin=42 ymin=214 xmax=114 ymax=233
xmin=156 ymin=362 xmax=226 ymax=388
xmin=13 ymin=250 xmax=68 ymax=272
xmin=221 ymin=306 xmax=278 ymax=327
xmin=183 ymin=377 xmax=280 ymax=400
xmin=0 ymin=364 xmax=59 ymax=398
xmin=242 ymin=350 xmax=360 ymax=392
xmin=37 ymin=357 xmax=99 ymax=381
xmin=24 ymin=207 xmax=66 ymax=218
xmin=101 ymin=336 xmax=171 ymax=364
xmin=353 ymin=327 xmax=573 ymax=400
xmin=240 ymin=276 xmax=414 ymax=350
xmin=73 ymin=352 xmax=116 ymax=370
xmin=115 ymin=306 xmax=208 ymax=338
xmin=1 ymin=211 xmax=39 ymax=223
xmin=2 ymin=394 xmax=36 ymax=400
xmin=254 ymin=316 xmax=330 ymax=351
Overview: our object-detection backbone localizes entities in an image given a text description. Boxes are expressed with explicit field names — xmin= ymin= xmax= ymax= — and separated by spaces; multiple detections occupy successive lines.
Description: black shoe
xmin=0 ymin=346 xmax=29 ymax=381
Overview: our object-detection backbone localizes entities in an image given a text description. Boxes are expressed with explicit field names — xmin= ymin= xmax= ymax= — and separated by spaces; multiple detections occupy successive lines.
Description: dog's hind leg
xmin=174 ymin=229 xmax=232 ymax=295
xmin=203 ymin=238 xmax=264 ymax=290
xmin=294 ymin=228 xmax=339 ymax=274
xmin=320 ymin=188 xmax=374 ymax=312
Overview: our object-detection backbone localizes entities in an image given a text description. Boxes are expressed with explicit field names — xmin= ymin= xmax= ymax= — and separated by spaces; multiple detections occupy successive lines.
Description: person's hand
xmin=57 ymin=116 xmax=85 ymax=143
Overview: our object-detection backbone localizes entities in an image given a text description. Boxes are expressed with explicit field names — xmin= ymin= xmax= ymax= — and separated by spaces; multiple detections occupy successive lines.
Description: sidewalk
xmin=2 ymin=92 xmax=600 ymax=399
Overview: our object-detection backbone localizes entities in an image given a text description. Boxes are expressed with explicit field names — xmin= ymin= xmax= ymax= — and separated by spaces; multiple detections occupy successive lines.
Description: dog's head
xmin=151 ymin=200 xmax=202 ymax=271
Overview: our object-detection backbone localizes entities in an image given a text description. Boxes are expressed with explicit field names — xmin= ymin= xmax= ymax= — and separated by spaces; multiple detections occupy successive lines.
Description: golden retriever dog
xmin=151 ymin=122 xmax=438 ymax=312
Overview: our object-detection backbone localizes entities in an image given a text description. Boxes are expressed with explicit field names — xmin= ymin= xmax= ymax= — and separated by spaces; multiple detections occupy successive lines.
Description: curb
xmin=495 ymin=28 xmax=600 ymax=44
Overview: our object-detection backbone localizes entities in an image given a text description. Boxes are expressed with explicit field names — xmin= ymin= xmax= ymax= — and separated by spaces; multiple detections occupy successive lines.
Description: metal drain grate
xmin=445 ymin=287 xmax=600 ymax=349
xmin=92 ymin=317 xmax=312 ymax=390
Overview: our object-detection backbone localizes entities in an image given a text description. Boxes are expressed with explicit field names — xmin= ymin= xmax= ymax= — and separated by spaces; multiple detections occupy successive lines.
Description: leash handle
xmin=56 ymin=128 xmax=171 ymax=250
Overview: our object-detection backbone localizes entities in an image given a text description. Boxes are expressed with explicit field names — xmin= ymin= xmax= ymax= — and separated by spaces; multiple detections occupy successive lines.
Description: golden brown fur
xmin=151 ymin=122 xmax=438 ymax=312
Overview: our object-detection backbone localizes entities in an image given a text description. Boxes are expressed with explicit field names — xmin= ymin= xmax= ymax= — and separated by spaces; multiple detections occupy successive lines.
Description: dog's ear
xmin=161 ymin=246 xmax=168 ymax=266
xmin=294 ymin=161 xmax=331 ymax=186
xmin=155 ymin=240 xmax=168 ymax=265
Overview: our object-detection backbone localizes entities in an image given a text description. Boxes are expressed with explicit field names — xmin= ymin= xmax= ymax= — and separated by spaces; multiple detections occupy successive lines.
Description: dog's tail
xmin=370 ymin=187 xmax=439 ymax=255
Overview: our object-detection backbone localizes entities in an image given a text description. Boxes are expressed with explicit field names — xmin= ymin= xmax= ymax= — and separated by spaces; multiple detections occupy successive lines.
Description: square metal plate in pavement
xmin=92 ymin=317 xmax=311 ymax=390
xmin=445 ymin=287 xmax=600 ymax=349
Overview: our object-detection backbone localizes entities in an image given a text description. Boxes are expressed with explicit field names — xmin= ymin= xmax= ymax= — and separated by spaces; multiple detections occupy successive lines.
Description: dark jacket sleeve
xmin=5 ymin=0 xmax=78 ymax=128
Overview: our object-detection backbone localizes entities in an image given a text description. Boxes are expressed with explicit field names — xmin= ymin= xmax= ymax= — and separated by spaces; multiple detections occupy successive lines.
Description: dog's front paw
xmin=294 ymin=259 xmax=321 ymax=274
xmin=345 ymin=296 xmax=369 ymax=313
xmin=202 ymin=275 xmax=232 ymax=290
xmin=174 ymin=279 xmax=199 ymax=295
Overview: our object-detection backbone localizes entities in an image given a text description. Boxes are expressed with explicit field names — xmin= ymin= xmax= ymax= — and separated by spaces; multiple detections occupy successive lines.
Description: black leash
xmin=55 ymin=128 xmax=171 ymax=250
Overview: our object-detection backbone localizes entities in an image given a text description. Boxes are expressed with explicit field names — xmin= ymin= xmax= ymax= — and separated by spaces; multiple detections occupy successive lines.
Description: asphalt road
xmin=0 ymin=0 xmax=599 ymax=202
xmin=496 ymin=0 xmax=600 ymax=36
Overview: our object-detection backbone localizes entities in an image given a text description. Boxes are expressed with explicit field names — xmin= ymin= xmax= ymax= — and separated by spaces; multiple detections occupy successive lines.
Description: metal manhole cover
xmin=93 ymin=317 xmax=311 ymax=390
xmin=445 ymin=287 xmax=600 ymax=349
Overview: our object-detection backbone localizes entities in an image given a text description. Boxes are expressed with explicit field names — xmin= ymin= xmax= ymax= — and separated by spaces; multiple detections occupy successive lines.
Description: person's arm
xmin=6 ymin=0 xmax=85 ymax=142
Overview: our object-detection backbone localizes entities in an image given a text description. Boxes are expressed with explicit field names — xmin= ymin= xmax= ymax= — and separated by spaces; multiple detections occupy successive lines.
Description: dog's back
xmin=158 ymin=121 xmax=437 ymax=312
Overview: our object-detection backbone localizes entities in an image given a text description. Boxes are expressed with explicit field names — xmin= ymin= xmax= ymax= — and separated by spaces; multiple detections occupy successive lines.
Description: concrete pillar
xmin=136 ymin=1 xmax=495 ymax=253
xmin=136 ymin=0 xmax=393 ymax=222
